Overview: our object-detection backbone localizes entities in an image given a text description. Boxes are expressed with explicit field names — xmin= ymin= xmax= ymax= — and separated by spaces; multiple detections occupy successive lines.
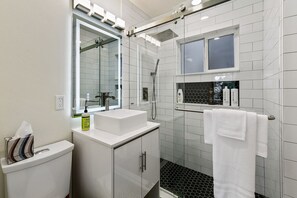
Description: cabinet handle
xmin=140 ymin=154 xmax=143 ymax=172
xmin=143 ymin=151 xmax=147 ymax=171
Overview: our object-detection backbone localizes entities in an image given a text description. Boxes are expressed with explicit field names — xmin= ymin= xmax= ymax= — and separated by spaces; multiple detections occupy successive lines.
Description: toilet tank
xmin=1 ymin=140 xmax=74 ymax=198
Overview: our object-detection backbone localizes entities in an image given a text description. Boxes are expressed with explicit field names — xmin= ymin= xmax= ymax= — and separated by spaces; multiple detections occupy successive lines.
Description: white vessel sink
xmin=94 ymin=109 xmax=147 ymax=135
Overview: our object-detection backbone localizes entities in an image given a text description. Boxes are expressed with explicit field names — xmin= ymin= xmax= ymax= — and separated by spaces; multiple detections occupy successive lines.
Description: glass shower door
xmin=129 ymin=16 xmax=187 ymax=197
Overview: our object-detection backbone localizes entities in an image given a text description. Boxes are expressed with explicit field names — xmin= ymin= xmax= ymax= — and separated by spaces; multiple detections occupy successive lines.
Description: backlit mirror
xmin=73 ymin=17 xmax=121 ymax=115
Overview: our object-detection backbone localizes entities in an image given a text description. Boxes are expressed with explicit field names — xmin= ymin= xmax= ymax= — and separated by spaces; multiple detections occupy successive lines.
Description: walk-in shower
xmin=129 ymin=0 xmax=282 ymax=197
xmin=151 ymin=59 xmax=160 ymax=120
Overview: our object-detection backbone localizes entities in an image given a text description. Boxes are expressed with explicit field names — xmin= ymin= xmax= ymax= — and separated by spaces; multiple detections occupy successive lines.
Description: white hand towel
xmin=204 ymin=110 xmax=214 ymax=144
xmin=213 ymin=112 xmax=257 ymax=198
xmin=256 ymin=115 xmax=268 ymax=158
xmin=213 ymin=109 xmax=247 ymax=141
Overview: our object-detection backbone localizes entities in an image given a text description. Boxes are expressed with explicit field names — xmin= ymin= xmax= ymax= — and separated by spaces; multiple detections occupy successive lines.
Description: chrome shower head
xmin=149 ymin=29 xmax=178 ymax=42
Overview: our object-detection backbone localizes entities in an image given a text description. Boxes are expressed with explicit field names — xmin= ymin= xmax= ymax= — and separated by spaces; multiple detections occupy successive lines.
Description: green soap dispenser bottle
xmin=81 ymin=105 xmax=90 ymax=131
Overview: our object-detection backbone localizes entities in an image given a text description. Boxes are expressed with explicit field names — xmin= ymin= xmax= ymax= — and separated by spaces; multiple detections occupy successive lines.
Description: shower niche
xmin=176 ymin=81 xmax=239 ymax=106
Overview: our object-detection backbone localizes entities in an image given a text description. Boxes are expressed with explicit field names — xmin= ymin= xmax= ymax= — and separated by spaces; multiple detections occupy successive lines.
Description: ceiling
xmin=129 ymin=0 xmax=191 ymax=18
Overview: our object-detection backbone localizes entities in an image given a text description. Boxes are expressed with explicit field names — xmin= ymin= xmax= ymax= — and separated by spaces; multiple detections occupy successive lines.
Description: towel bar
xmin=175 ymin=108 xmax=275 ymax=120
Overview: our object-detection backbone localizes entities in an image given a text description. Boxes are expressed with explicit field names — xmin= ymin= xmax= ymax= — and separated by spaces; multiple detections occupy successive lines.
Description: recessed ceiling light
xmin=201 ymin=16 xmax=209 ymax=20
xmin=214 ymin=37 xmax=220 ymax=40
xmin=191 ymin=0 xmax=202 ymax=6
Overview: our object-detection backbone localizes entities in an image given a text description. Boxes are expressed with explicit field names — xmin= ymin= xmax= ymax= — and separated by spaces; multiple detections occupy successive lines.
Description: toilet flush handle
xmin=35 ymin=148 xmax=50 ymax=155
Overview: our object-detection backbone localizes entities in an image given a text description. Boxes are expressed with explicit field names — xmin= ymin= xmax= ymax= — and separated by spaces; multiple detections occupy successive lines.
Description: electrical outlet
xmin=56 ymin=95 xmax=64 ymax=110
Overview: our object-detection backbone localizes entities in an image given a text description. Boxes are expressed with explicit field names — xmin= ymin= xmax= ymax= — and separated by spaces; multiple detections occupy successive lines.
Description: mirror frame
xmin=73 ymin=18 xmax=122 ymax=115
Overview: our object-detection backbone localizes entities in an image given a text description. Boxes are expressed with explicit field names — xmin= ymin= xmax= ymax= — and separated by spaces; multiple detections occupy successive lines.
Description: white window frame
xmin=177 ymin=26 xmax=239 ymax=75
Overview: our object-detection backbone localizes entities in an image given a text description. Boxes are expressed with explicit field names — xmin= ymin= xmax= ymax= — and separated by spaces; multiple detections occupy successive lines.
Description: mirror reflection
xmin=73 ymin=19 xmax=121 ymax=115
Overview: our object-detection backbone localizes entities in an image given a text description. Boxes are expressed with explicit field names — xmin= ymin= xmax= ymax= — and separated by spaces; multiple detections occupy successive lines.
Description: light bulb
xmin=191 ymin=0 xmax=202 ymax=6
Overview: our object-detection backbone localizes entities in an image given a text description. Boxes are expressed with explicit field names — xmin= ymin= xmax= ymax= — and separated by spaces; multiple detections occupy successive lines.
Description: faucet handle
xmin=100 ymin=91 xmax=110 ymax=95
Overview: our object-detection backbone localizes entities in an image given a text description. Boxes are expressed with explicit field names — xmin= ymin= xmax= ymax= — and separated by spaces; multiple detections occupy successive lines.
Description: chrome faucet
xmin=96 ymin=92 xmax=115 ymax=111
xmin=104 ymin=95 xmax=116 ymax=111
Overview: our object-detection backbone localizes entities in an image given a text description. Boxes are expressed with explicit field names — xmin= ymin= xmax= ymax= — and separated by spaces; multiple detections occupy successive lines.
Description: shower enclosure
xmin=128 ymin=1 xmax=282 ymax=197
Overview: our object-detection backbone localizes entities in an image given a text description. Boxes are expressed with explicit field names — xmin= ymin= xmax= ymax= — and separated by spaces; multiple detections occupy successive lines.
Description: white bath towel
xmin=256 ymin=115 xmax=268 ymax=158
xmin=213 ymin=109 xmax=247 ymax=141
xmin=213 ymin=112 xmax=257 ymax=198
xmin=204 ymin=110 xmax=214 ymax=144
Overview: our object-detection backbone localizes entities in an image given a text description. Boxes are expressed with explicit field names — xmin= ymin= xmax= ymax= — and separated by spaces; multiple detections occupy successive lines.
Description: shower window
xmin=180 ymin=26 xmax=239 ymax=74
xmin=208 ymin=34 xmax=234 ymax=70
xmin=181 ymin=39 xmax=204 ymax=74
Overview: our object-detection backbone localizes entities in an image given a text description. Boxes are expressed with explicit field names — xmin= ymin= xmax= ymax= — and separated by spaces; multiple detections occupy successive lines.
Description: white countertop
xmin=72 ymin=121 xmax=160 ymax=148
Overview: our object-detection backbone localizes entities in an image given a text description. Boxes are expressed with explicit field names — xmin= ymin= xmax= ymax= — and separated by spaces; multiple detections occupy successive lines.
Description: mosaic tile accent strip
xmin=177 ymin=81 xmax=239 ymax=105
xmin=160 ymin=160 xmax=266 ymax=198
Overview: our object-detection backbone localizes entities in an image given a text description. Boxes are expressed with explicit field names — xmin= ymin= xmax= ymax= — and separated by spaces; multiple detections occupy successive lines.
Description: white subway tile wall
xmin=263 ymin=0 xmax=282 ymax=197
xmin=282 ymin=0 xmax=297 ymax=197
xmin=125 ymin=0 xmax=297 ymax=197
xmin=120 ymin=0 xmax=150 ymax=109
xmin=126 ymin=0 xmax=284 ymax=196
xmin=80 ymin=29 xmax=101 ymax=100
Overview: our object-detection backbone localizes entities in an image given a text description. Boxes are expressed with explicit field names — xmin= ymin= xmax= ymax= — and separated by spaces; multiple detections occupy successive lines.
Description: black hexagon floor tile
xmin=160 ymin=159 xmax=267 ymax=198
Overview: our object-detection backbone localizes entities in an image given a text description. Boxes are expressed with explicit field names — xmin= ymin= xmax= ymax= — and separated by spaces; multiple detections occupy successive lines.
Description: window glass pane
xmin=181 ymin=39 xmax=204 ymax=74
xmin=208 ymin=34 xmax=234 ymax=70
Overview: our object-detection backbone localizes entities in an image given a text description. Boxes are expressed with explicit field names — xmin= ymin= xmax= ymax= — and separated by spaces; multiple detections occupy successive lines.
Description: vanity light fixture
xmin=73 ymin=0 xmax=126 ymax=31
xmin=91 ymin=4 xmax=105 ymax=20
xmin=102 ymin=11 xmax=116 ymax=25
xmin=73 ymin=0 xmax=91 ymax=13
xmin=113 ymin=18 xmax=126 ymax=30
xmin=191 ymin=0 xmax=202 ymax=6
xmin=201 ymin=15 xmax=209 ymax=20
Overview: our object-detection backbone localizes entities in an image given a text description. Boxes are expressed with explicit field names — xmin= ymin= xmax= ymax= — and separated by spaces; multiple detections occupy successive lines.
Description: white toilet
xmin=1 ymin=140 xmax=74 ymax=198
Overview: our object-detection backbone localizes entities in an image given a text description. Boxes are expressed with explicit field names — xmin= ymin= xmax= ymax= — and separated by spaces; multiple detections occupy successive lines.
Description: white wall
xmin=0 ymin=0 xmax=72 ymax=197
xmin=0 ymin=0 xmax=149 ymax=198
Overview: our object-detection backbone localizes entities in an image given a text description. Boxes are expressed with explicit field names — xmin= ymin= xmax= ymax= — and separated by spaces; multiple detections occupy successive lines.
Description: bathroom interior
xmin=0 ymin=0 xmax=297 ymax=197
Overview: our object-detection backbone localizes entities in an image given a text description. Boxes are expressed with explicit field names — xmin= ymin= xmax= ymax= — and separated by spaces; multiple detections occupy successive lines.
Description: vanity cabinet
xmin=72 ymin=122 xmax=160 ymax=198
xmin=114 ymin=130 xmax=159 ymax=198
